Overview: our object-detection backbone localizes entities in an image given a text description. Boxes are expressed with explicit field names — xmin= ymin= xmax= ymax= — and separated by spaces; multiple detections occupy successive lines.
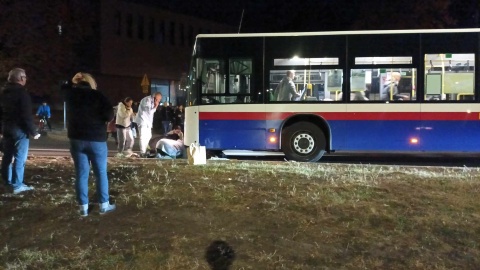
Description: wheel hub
xmin=293 ymin=133 xmax=314 ymax=154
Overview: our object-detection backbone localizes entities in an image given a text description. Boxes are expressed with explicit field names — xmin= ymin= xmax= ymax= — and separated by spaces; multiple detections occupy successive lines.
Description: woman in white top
xmin=115 ymin=97 xmax=135 ymax=157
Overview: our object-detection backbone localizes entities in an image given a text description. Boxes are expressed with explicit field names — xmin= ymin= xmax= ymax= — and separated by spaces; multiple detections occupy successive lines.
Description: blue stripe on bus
xmin=199 ymin=120 xmax=480 ymax=152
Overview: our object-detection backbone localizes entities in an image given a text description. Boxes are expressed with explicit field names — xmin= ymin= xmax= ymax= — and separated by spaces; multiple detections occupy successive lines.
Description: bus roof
xmin=196 ymin=28 xmax=480 ymax=39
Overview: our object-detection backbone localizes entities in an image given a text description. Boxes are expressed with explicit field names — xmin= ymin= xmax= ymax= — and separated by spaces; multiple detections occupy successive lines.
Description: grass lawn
xmin=1 ymin=157 xmax=479 ymax=269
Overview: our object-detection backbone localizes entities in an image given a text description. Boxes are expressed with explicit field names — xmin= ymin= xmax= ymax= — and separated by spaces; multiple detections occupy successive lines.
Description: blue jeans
xmin=69 ymin=140 xmax=110 ymax=205
xmin=1 ymin=129 xmax=29 ymax=189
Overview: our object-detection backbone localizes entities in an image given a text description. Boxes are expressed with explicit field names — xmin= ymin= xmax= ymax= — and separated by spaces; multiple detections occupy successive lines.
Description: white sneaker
xmin=79 ymin=204 xmax=89 ymax=217
xmin=115 ymin=153 xmax=124 ymax=158
xmin=99 ymin=202 xmax=116 ymax=215
xmin=13 ymin=185 xmax=34 ymax=195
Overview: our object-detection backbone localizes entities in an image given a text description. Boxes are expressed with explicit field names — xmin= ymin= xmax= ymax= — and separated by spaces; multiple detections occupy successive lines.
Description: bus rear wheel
xmin=281 ymin=121 xmax=326 ymax=162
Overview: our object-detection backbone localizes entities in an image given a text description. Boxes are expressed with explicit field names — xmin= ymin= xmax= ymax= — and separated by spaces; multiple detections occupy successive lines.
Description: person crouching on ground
xmin=115 ymin=97 xmax=135 ymax=157
xmin=63 ymin=72 xmax=116 ymax=217
xmin=156 ymin=125 xmax=184 ymax=159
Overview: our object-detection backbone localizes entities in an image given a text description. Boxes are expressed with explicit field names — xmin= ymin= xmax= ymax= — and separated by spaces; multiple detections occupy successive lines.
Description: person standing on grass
xmin=134 ymin=92 xmax=161 ymax=157
xmin=63 ymin=72 xmax=116 ymax=216
xmin=0 ymin=68 xmax=41 ymax=195
xmin=115 ymin=97 xmax=135 ymax=157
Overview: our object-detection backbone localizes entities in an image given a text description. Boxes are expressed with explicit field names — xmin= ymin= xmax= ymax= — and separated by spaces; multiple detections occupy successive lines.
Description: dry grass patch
xmin=0 ymin=157 xmax=479 ymax=269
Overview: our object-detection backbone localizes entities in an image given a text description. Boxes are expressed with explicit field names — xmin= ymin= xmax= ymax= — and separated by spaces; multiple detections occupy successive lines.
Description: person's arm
xmin=117 ymin=103 xmax=131 ymax=118
xmin=288 ymin=81 xmax=300 ymax=97
xmin=21 ymin=91 xmax=39 ymax=136
xmin=47 ymin=105 xmax=51 ymax=118
xmin=138 ymin=96 xmax=150 ymax=112
xmin=98 ymin=93 xmax=114 ymax=123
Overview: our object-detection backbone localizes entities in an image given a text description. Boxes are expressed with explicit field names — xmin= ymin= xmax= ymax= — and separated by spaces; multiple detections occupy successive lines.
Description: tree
xmin=0 ymin=0 xmax=98 ymax=100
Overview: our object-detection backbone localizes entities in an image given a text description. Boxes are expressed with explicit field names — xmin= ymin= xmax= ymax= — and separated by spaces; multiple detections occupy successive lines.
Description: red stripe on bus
xmin=199 ymin=112 xmax=479 ymax=121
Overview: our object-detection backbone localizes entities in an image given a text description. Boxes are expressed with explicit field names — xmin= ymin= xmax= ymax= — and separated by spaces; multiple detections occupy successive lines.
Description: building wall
xmin=98 ymin=0 xmax=234 ymax=104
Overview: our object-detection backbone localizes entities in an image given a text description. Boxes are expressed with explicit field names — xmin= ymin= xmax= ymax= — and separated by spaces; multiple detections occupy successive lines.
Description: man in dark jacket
xmin=0 ymin=68 xmax=41 ymax=194
xmin=159 ymin=102 xmax=173 ymax=135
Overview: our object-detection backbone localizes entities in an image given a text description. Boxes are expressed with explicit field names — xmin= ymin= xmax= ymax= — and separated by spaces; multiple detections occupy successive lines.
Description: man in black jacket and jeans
xmin=0 ymin=68 xmax=41 ymax=194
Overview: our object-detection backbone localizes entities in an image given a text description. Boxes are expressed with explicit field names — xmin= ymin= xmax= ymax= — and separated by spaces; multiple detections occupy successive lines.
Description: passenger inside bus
xmin=380 ymin=72 xmax=400 ymax=100
xmin=274 ymin=70 xmax=301 ymax=101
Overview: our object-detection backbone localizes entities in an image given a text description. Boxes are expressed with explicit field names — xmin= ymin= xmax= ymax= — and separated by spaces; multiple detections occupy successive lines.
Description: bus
xmin=184 ymin=29 xmax=480 ymax=162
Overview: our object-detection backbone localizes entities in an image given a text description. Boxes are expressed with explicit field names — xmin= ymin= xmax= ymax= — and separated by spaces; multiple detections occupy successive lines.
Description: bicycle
xmin=38 ymin=115 xmax=48 ymax=133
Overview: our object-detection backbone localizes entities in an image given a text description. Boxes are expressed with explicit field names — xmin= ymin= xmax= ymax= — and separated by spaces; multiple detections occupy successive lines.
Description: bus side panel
xmin=330 ymin=120 xmax=422 ymax=151
xmin=184 ymin=106 xmax=200 ymax=145
xmin=197 ymin=105 xmax=267 ymax=150
xmin=199 ymin=119 xmax=266 ymax=150
xmin=420 ymin=120 xmax=480 ymax=151
xmin=421 ymin=104 xmax=480 ymax=152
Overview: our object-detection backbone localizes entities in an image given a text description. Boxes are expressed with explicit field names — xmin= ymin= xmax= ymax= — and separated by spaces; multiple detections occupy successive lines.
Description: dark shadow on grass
xmin=205 ymin=240 xmax=235 ymax=270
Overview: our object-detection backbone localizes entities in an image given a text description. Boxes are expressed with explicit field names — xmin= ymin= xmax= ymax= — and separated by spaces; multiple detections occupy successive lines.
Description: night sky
xmin=138 ymin=0 xmax=356 ymax=32
xmin=135 ymin=0 xmax=479 ymax=33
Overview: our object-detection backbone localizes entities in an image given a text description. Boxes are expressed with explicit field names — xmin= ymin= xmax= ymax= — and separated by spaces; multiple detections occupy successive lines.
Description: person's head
xmin=391 ymin=72 xmax=401 ymax=83
xmin=7 ymin=68 xmax=27 ymax=86
xmin=286 ymin=70 xmax=295 ymax=80
xmin=178 ymin=104 xmax=184 ymax=110
xmin=152 ymin=92 xmax=162 ymax=102
xmin=42 ymin=101 xmax=47 ymax=105
xmin=72 ymin=72 xmax=97 ymax=90
xmin=124 ymin=97 xmax=133 ymax=107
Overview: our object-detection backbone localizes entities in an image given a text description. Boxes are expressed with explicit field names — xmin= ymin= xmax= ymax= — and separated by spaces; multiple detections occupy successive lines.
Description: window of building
xmin=114 ymin=11 xmax=121 ymax=36
xmin=188 ymin=25 xmax=194 ymax=46
xmin=148 ymin=18 xmax=155 ymax=42
xmin=126 ymin=13 xmax=133 ymax=38
xmin=157 ymin=20 xmax=165 ymax=45
xmin=137 ymin=15 xmax=144 ymax=40
xmin=170 ymin=22 xmax=175 ymax=45
xmin=179 ymin=23 xmax=185 ymax=46
xmin=424 ymin=53 xmax=475 ymax=101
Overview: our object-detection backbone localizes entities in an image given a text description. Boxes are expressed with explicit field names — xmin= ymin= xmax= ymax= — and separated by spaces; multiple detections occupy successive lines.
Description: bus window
xmin=351 ymin=69 xmax=417 ymax=101
xmin=269 ymin=69 xmax=343 ymax=102
xmin=424 ymin=53 xmax=475 ymax=101
xmin=229 ymin=59 xmax=252 ymax=104
xmin=198 ymin=59 xmax=226 ymax=104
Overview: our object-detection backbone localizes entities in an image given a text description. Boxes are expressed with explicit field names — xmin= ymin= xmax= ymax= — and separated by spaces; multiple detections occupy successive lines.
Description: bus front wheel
xmin=281 ymin=121 xmax=326 ymax=162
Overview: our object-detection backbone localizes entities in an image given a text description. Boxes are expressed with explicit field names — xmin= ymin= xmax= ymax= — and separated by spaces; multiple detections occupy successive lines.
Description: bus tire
xmin=282 ymin=121 xmax=326 ymax=162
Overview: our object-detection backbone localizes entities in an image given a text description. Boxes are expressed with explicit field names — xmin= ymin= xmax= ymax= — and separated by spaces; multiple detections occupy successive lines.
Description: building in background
xmin=96 ymin=0 xmax=234 ymax=105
